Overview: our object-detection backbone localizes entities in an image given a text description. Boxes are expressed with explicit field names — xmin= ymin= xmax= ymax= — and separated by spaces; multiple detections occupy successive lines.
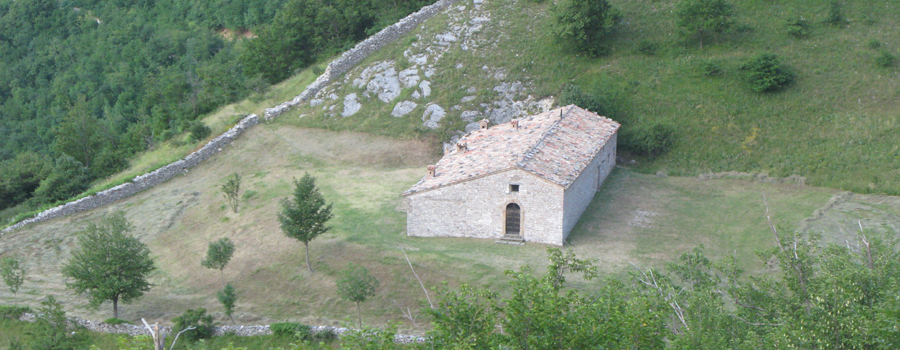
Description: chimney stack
xmin=479 ymin=119 xmax=490 ymax=130
xmin=511 ymin=119 xmax=519 ymax=129
xmin=427 ymin=165 xmax=436 ymax=177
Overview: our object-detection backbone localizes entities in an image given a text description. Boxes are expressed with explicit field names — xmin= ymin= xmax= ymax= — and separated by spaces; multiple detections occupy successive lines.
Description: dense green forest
xmin=0 ymin=0 xmax=433 ymax=214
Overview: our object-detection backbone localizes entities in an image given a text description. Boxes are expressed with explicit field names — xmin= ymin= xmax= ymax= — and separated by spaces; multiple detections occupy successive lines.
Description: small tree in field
xmin=337 ymin=263 xmax=379 ymax=329
xmin=62 ymin=211 xmax=155 ymax=319
xmin=676 ymin=0 xmax=735 ymax=49
xmin=278 ymin=173 xmax=333 ymax=273
xmin=221 ymin=173 xmax=242 ymax=213
xmin=1 ymin=257 xmax=25 ymax=295
xmin=201 ymin=237 xmax=235 ymax=285
xmin=217 ymin=283 xmax=237 ymax=325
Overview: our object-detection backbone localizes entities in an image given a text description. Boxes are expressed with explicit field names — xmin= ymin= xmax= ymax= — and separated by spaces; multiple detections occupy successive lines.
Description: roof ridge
xmin=517 ymin=105 xmax=569 ymax=168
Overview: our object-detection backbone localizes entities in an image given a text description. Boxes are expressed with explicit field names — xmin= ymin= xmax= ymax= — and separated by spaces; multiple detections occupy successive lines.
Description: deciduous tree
xmin=0 ymin=257 xmax=25 ymax=295
xmin=62 ymin=212 xmax=155 ymax=319
xmin=221 ymin=173 xmax=242 ymax=213
xmin=201 ymin=237 xmax=235 ymax=286
xmin=676 ymin=0 xmax=735 ymax=49
xmin=278 ymin=173 xmax=333 ymax=273
xmin=337 ymin=263 xmax=379 ymax=329
xmin=217 ymin=283 xmax=238 ymax=325
xmin=551 ymin=0 xmax=620 ymax=56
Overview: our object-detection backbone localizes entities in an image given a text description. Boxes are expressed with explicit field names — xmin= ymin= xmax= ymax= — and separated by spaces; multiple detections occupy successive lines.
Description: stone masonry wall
xmin=0 ymin=114 xmax=259 ymax=235
xmin=2 ymin=0 xmax=461 ymax=234
xmin=561 ymin=134 xmax=617 ymax=242
xmin=16 ymin=313 xmax=425 ymax=343
xmin=263 ymin=0 xmax=461 ymax=120
xmin=406 ymin=168 xmax=567 ymax=246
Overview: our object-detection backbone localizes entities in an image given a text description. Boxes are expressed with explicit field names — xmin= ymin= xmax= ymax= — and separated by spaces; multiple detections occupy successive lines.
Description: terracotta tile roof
xmin=403 ymin=105 xmax=620 ymax=196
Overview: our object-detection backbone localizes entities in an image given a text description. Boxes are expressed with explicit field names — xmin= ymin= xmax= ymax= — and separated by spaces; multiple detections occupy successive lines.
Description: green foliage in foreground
xmin=426 ymin=232 xmax=900 ymax=349
xmin=62 ymin=211 xmax=156 ymax=319
xmin=173 ymin=308 xmax=216 ymax=343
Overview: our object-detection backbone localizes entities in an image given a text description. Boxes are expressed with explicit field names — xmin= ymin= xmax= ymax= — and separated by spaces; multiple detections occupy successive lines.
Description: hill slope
xmin=2 ymin=0 xmax=900 ymax=332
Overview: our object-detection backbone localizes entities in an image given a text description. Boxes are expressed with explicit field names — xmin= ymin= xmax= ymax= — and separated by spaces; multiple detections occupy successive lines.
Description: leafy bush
xmin=825 ymin=1 xmax=846 ymax=26
xmin=103 ymin=318 xmax=131 ymax=325
xmin=551 ymin=0 xmax=620 ymax=57
xmin=189 ymin=122 xmax=212 ymax=143
xmin=867 ymin=39 xmax=882 ymax=49
xmin=739 ymin=53 xmax=794 ymax=92
xmin=558 ymin=84 xmax=605 ymax=115
xmin=0 ymin=305 xmax=31 ymax=320
xmin=785 ymin=16 xmax=810 ymax=38
xmin=635 ymin=40 xmax=658 ymax=55
xmin=622 ymin=121 xmax=676 ymax=157
xmin=271 ymin=322 xmax=314 ymax=340
xmin=699 ymin=59 xmax=724 ymax=76
xmin=173 ymin=308 xmax=215 ymax=342
xmin=875 ymin=51 xmax=896 ymax=68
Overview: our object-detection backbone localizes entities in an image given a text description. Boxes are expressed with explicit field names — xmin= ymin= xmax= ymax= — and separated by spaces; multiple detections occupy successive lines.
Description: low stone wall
xmin=2 ymin=0 xmax=460 ymax=234
xmin=1 ymin=114 xmax=259 ymax=235
xmin=264 ymin=0 xmax=461 ymax=120
xmin=17 ymin=313 xmax=425 ymax=343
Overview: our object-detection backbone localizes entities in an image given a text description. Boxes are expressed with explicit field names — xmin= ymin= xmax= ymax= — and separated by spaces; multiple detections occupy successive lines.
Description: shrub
xmin=103 ymin=317 xmax=131 ymax=325
xmin=551 ymin=0 xmax=620 ymax=57
xmin=635 ymin=40 xmax=658 ymax=55
xmin=699 ymin=59 xmax=724 ymax=76
xmin=622 ymin=121 xmax=675 ymax=157
xmin=173 ymin=308 xmax=215 ymax=342
xmin=270 ymin=322 xmax=313 ymax=339
xmin=558 ymin=84 xmax=605 ymax=115
xmin=825 ymin=1 xmax=846 ymax=26
xmin=875 ymin=51 xmax=896 ymax=68
xmin=785 ymin=16 xmax=810 ymax=38
xmin=739 ymin=53 xmax=794 ymax=92
xmin=867 ymin=39 xmax=882 ymax=49
xmin=189 ymin=122 xmax=212 ymax=143
xmin=0 ymin=305 xmax=31 ymax=320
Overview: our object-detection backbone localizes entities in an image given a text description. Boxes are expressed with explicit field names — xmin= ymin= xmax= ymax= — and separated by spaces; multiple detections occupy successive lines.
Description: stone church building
xmin=402 ymin=105 xmax=620 ymax=245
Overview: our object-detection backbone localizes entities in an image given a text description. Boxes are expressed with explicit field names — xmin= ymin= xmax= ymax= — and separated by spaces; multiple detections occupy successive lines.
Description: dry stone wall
xmin=263 ymin=0 xmax=462 ymax=120
xmin=2 ymin=0 xmax=461 ymax=234
xmin=1 ymin=114 xmax=259 ymax=235
xmin=17 ymin=313 xmax=425 ymax=343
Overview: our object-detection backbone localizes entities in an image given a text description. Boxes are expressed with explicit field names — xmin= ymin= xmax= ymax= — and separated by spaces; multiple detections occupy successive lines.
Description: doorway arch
xmin=505 ymin=203 xmax=521 ymax=236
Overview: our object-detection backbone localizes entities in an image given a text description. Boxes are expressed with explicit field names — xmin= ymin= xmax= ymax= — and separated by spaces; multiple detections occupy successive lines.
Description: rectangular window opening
xmin=510 ymin=184 xmax=520 ymax=192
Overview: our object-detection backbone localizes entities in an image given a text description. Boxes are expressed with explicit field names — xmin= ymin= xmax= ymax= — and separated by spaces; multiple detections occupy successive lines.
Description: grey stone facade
xmin=403 ymin=106 xmax=620 ymax=246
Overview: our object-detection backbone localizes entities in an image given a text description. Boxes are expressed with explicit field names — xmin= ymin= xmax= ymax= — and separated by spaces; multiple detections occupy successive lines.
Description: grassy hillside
xmin=6 ymin=116 xmax=896 ymax=330
xmin=2 ymin=0 xmax=900 ymax=336
xmin=285 ymin=0 xmax=900 ymax=195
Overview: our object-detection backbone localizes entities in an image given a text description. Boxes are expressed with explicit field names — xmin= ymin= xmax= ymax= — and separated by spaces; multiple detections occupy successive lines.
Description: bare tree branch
xmin=400 ymin=247 xmax=433 ymax=309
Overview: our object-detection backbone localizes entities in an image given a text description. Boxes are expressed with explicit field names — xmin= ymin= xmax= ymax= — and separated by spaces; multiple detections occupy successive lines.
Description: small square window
xmin=510 ymin=184 xmax=520 ymax=192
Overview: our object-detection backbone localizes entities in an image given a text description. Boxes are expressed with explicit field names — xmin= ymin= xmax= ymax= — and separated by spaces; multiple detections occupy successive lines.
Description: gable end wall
xmin=405 ymin=169 xmax=565 ymax=245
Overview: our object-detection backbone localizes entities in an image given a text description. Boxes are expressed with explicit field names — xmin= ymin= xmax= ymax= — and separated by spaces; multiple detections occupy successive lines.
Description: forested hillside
xmin=0 ymin=0 xmax=432 ymax=215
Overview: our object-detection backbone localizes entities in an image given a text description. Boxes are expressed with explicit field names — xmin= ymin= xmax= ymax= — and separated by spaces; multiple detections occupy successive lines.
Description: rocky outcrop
xmin=264 ymin=0 xmax=463 ymax=120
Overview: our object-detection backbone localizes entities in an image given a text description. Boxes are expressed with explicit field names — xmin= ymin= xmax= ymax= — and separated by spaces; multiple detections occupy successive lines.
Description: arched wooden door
xmin=505 ymin=203 xmax=521 ymax=236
